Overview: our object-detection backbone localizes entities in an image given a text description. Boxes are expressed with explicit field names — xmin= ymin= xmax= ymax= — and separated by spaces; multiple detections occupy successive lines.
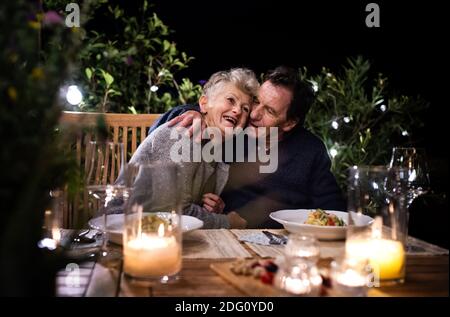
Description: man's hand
xmin=227 ymin=211 xmax=247 ymax=229
xmin=202 ymin=193 xmax=225 ymax=214
xmin=167 ymin=110 xmax=205 ymax=143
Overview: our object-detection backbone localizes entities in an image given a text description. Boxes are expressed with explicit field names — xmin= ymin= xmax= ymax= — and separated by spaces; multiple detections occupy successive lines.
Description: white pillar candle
xmin=124 ymin=234 xmax=181 ymax=278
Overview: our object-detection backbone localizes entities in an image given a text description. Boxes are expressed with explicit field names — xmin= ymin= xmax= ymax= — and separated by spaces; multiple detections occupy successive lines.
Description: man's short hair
xmin=264 ymin=66 xmax=315 ymax=127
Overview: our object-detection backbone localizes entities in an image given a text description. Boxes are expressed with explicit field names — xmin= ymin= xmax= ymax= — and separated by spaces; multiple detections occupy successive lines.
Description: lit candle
xmin=283 ymin=276 xmax=310 ymax=295
xmin=335 ymin=269 xmax=366 ymax=287
xmin=346 ymin=239 xmax=405 ymax=281
xmin=124 ymin=232 xmax=181 ymax=278
xmin=274 ymin=265 xmax=322 ymax=296
xmin=333 ymin=268 xmax=368 ymax=297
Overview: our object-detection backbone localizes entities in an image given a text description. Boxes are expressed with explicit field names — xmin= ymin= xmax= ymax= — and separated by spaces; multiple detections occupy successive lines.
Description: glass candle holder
xmin=274 ymin=234 xmax=322 ymax=296
xmin=346 ymin=166 xmax=408 ymax=286
xmin=273 ymin=260 xmax=322 ymax=296
xmin=123 ymin=163 xmax=182 ymax=283
xmin=285 ymin=234 xmax=320 ymax=265
xmin=330 ymin=258 xmax=370 ymax=297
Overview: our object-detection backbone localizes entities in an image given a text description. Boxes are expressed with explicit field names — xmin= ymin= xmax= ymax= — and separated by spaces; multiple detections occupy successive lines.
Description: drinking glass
xmin=84 ymin=141 xmax=125 ymax=262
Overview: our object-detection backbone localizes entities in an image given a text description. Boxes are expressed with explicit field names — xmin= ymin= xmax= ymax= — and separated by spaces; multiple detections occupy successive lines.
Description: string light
xmin=331 ymin=121 xmax=339 ymax=130
xmin=402 ymin=130 xmax=409 ymax=136
xmin=343 ymin=117 xmax=351 ymax=123
xmin=330 ymin=148 xmax=338 ymax=158
xmin=66 ymin=85 xmax=82 ymax=105
xmin=310 ymin=80 xmax=318 ymax=93
xmin=380 ymin=104 xmax=387 ymax=112
xmin=150 ymin=85 xmax=159 ymax=92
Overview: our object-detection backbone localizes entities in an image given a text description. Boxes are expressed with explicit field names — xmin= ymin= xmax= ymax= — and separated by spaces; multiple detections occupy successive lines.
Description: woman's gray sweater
xmin=124 ymin=122 xmax=230 ymax=229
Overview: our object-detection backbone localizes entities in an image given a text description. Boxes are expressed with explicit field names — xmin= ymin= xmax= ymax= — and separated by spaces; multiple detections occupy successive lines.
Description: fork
xmin=262 ymin=230 xmax=288 ymax=245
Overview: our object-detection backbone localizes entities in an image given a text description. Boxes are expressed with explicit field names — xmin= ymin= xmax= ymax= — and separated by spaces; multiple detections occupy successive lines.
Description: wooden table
xmin=57 ymin=230 xmax=448 ymax=297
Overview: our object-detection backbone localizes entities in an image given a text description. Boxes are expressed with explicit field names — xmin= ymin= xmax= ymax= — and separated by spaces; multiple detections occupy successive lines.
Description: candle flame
xmin=372 ymin=216 xmax=382 ymax=239
xmin=158 ymin=223 xmax=165 ymax=237
xmin=52 ymin=228 xmax=61 ymax=242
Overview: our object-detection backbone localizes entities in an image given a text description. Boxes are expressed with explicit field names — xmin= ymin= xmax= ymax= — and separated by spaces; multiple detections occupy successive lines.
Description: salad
xmin=304 ymin=209 xmax=346 ymax=227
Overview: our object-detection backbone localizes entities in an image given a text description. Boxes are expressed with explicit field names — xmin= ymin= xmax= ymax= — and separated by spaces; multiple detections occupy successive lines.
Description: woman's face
xmin=199 ymin=82 xmax=253 ymax=136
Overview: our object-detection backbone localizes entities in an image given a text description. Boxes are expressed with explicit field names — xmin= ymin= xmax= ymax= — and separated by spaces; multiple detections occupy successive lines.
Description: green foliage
xmin=47 ymin=0 xmax=202 ymax=113
xmin=0 ymin=0 xmax=82 ymax=295
xmin=303 ymin=57 xmax=429 ymax=189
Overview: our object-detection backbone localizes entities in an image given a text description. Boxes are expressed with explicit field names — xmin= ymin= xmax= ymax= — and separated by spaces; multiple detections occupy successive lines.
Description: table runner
xmin=231 ymin=229 xmax=448 ymax=258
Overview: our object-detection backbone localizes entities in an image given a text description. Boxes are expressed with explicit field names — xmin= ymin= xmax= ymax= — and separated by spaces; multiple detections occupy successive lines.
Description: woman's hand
xmin=202 ymin=193 xmax=225 ymax=214
xmin=227 ymin=211 xmax=247 ymax=229
xmin=167 ymin=110 xmax=206 ymax=143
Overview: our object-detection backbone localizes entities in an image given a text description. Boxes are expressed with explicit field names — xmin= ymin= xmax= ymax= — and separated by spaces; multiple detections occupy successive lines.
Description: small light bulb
xmin=330 ymin=148 xmax=338 ymax=158
xmin=402 ymin=130 xmax=409 ymax=136
xmin=343 ymin=117 xmax=350 ymax=123
xmin=331 ymin=121 xmax=339 ymax=130
xmin=66 ymin=85 xmax=82 ymax=105
xmin=150 ymin=85 xmax=159 ymax=92
xmin=380 ymin=105 xmax=387 ymax=112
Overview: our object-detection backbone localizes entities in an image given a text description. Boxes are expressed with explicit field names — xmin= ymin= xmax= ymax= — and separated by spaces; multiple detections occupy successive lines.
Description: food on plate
xmin=230 ymin=258 xmax=279 ymax=284
xmin=141 ymin=214 xmax=170 ymax=232
xmin=304 ymin=209 xmax=345 ymax=227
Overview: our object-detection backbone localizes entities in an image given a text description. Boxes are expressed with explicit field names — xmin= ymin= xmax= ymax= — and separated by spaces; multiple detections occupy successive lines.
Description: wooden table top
xmin=57 ymin=230 xmax=449 ymax=297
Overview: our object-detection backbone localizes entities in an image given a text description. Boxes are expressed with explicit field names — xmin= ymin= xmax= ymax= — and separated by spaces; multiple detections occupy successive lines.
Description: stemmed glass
xmin=84 ymin=141 xmax=126 ymax=263
xmin=389 ymin=147 xmax=430 ymax=251
xmin=389 ymin=147 xmax=431 ymax=208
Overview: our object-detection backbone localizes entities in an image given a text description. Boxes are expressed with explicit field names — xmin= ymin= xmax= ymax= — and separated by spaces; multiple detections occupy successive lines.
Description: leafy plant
xmin=0 ymin=0 xmax=82 ymax=295
xmin=45 ymin=0 xmax=202 ymax=113
xmin=303 ymin=57 xmax=429 ymax=189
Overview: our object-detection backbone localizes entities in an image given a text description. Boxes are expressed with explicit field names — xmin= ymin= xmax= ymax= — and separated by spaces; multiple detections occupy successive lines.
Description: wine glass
xmin=84 ymin=141 xmax=126 ymax=263
xmin=389 ymin=148 xmax=430 ymax=251
xmin=389 ymin=147 xmax=430 ymax=208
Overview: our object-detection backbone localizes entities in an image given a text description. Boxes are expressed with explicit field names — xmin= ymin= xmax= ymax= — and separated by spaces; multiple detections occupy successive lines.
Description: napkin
xmin=238 ymin=231 xmax=288 ymax=246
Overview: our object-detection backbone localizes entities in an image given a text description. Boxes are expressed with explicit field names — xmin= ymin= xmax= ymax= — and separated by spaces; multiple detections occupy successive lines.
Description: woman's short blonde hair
xmin=202 ymin=68 xmax=259 ymax=100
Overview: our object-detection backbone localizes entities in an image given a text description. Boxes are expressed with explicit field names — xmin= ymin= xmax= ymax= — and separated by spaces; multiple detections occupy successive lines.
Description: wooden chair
xmin=60 ymin=111 xmax=161 ymax=162
xmin=59 ymin=111 xmax=161 ymax=228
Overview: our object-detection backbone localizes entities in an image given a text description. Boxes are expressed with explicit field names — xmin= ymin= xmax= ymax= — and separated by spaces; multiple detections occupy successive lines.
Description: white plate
xmin=269 ymin=209 xmax=373 ymax=240
xmin=88 ymin=213 xmax=204 ymax=245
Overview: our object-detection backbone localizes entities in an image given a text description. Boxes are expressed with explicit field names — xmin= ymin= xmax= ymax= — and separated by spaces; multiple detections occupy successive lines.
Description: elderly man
xmin=150 ymin=66 xmax=346 ymax=228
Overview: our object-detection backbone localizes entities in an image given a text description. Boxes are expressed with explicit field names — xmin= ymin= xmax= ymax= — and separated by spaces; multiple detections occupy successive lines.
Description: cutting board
xmin=210 ymin=258 xmax=335 ymax=297
xmin=210 ymin=261 xmax=284 ymax=297
xmin=210 ymin=259 xmax=387 ymax=297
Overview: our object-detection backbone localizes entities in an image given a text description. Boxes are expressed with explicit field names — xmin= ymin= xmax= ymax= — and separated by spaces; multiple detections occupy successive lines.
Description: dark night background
xmin=112 ymin=0 xmax=448 ymax=246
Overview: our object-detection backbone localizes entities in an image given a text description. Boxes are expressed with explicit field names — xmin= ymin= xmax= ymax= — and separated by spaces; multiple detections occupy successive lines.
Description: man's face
xmin=247 ymin=81 xmax=297 ymax=139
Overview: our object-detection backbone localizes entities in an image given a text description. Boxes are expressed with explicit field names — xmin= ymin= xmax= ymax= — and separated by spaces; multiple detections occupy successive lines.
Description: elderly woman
xmin=124 ymin=68 xmax=259 ymax=228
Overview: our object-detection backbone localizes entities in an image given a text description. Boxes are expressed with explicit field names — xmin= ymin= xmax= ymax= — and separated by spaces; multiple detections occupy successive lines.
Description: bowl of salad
xmin=269 ymin=209 xmax=372 ymax=240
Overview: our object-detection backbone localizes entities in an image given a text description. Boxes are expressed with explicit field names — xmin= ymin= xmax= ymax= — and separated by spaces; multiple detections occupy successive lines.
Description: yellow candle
xmin=369 ymin=239 xmax=405 ymax=280
xmin=124 ymin=234 xmax=181 ymax=278
xmin=346 ymin=239 xmax=405 ymax=281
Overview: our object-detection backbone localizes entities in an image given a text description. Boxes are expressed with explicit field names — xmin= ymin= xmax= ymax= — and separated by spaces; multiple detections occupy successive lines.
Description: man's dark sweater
xmin=149 ymin=104 xmax=346 ymax=228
